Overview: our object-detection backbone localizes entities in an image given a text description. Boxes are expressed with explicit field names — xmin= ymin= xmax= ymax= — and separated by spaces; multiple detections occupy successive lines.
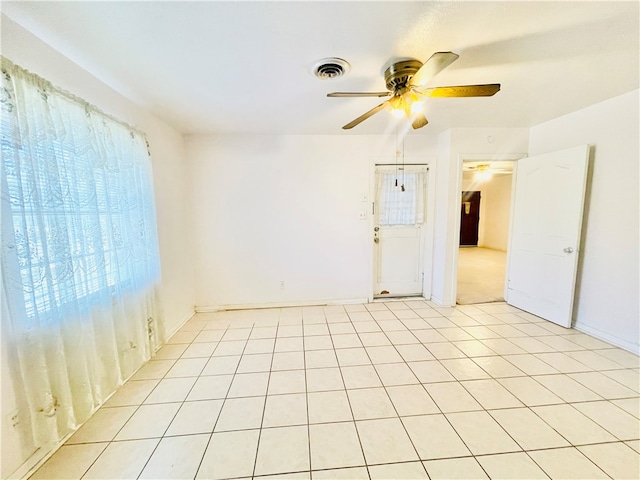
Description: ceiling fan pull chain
xmin=395 ymin=125 xmax=400 ymax=187
xmin=401 ymin=136 xmax=406 ymax=191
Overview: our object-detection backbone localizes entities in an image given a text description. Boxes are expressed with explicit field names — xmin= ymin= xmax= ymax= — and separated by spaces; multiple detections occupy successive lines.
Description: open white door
xmin=506 ymin=145 xmax=589 ymax=327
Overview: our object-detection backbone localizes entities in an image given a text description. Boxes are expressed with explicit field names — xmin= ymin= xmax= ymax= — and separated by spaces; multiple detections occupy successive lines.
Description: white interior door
xmin=374 ymin=166 xmax=427 ymax=297
xmin=506 ymin=145 xmax=590 ymax=327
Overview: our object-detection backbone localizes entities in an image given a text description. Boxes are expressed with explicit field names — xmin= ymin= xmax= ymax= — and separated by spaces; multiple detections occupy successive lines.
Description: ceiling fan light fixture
xmin=387 ymin=96 xmax=408 ymax=118
xmin=410 ymin=101 xmax=424 ymax=114
xmin=387 ymin=91 xmax=423 ymax=118
xmin=475 ymin=164 xmax=493 ymax=182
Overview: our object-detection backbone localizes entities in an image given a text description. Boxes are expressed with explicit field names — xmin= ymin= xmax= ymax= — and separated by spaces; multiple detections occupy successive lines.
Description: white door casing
xmin=374 ymin=165 xmax=427 ymax=297
xmin=506 ymin=144 xmax=590 ymax=327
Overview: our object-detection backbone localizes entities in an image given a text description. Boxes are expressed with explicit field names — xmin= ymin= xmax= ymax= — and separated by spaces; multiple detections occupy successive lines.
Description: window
xmin=1 ymin=59 xmax=160 ymax=327
xmin=375 ymin=167 xmax=427 ymax=225
xmin=1 ymin=56 xmax=164 ymax=448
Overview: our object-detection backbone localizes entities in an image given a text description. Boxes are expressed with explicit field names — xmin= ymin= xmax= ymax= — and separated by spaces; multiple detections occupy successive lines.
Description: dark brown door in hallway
xmin=460 ymin=191 xmax=481 ymax=246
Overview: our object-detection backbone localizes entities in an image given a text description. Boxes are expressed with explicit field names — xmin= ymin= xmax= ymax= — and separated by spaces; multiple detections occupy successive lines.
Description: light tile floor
xmin=30 ymin=301 xmax=640 ymax=479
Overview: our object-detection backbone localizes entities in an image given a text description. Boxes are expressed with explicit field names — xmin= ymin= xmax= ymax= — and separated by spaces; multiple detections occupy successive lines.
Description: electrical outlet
xmin=280 ymin=281 xmax=285 ymax=290
xmin=358 ymin=211 xmax=367 ymax=220
xmin=9 ymin=410 xmax=19 ymax=428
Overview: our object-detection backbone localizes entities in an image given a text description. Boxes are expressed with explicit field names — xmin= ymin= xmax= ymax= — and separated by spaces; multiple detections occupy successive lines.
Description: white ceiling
xmin=2 ymin=1 xmax=638 ymax=135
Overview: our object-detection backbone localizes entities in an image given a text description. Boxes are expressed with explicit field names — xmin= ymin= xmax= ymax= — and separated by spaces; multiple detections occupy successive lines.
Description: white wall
xmin=431 ymin=128 xmax=529 ymax=305
xmin=478 ymin=174 xmax=512 ymax=251
xmin=529 ymin=89 xmax=639 ymax=352
xmin=186 ymin=133 xmax=438 ymax=309
xmin=431 ymin=130 xmax=454 ymax=305
xmin=461 ymin=173 xmax=478 ymax=191
xmin=1 ymin=15 xmax=196 ymax=477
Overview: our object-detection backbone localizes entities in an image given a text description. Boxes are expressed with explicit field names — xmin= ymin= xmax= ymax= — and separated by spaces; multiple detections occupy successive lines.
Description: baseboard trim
xmin=573 ymin=321 xmax=640 ymax=355
xmin=164 ymin=308 xmax=196 ymax=340
xmin=430 ymin=295 xmax=451 ymax=307
xmin=372 ymin=294 xmax=427 ymax=302
xmin=9 ymin=306 xmax=196 ymax=480
xmin=10 ymin=437 xmax=72 ymax=480
xmin=196 ymin=297 xmax=370 ymax=313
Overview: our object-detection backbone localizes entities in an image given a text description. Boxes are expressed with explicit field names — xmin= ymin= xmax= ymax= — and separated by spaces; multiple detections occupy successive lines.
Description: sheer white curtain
xmin=376 ymin=166 xmax=426 ymax=225
xmin=1 ymin=58 xmax=164 ymax=447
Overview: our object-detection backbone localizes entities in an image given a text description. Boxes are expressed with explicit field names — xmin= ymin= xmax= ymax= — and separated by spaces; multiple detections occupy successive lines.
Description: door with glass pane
xmin=374 ymin=165 xmax=427 ymax=297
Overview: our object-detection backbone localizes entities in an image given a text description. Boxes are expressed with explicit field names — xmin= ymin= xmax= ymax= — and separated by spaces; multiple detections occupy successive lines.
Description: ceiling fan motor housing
xmin=384 ymin=60 xmax=423 ymax=91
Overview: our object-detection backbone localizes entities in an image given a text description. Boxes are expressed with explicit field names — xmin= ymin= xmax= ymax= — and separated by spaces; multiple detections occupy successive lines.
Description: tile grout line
xmin=251 ymin=320 xmax=279 ymax=479
xmin=447 ymin=321 xmax=640 ymax=452
xmin=193 ymin=322 xmax=255 ymax=479
xmin=377 ymin=302 xmax=497 ymax=478
xmin=301 ymin=310 xmax=315 ymax=479
xmin=78 ymin=319 xmax=232 ymax=479
xmin=329 ymin=308 xmax=373 ymax=480
xmin=356 ymin=302 xmax=434 ymax=477
xmin=34 ymin=302 xmax=639 ymax=479
xmin=400 ymin=303 xmax=500 ymax=477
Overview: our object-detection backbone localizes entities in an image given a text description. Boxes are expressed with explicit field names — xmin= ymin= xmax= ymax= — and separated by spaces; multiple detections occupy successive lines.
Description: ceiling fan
xmin=327 ymin=52 xmax=500 ymax=130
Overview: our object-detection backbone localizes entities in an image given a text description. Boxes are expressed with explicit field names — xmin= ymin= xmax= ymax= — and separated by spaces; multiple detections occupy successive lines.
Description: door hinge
xmin=372 ymin=202 xmax=375 ymax=215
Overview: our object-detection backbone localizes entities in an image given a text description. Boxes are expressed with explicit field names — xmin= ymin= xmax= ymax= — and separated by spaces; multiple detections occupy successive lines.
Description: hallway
xmin=457 ymin=247 xmax=507 ymax=305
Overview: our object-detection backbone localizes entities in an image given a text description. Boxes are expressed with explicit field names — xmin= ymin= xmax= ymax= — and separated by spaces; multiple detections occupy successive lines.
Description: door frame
xmin=449 ymin=153 xmax=527 ymax=305
xmin=368 ymin=155 xmax=436 ymax=302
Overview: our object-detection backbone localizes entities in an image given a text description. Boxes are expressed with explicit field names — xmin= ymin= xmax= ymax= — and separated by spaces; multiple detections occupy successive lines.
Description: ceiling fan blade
xmin=424 ymin=84 xmax=501 ymax=97
xmin=327 ymin=92 xmax=391 ymax=98
xmin=409 ymin=51 xmax=459 ymax=88
xmin=412 ymin=114 xmax=428 ymax=129
xmin=342 ymin=102 xmax=388 ymax=129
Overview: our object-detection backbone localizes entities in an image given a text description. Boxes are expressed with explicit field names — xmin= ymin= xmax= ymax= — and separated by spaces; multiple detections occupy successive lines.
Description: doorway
xmin=373 ymin=165 xmax=428 ymax=298
xmin=456 ymin=161 xmax=514 ymax=304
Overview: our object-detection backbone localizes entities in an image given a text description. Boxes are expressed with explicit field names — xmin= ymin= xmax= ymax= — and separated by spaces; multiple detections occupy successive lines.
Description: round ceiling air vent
xmin=312 ymin=58 xmax=350 ymax=79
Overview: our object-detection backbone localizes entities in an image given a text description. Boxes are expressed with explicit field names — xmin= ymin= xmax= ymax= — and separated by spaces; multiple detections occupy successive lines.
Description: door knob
xmin=374 ymin=237 xmax=380 ymax=244
xmin=374 ymin=227 xmax=379 ymax=232
xmin=563 ymin=247 xmax=574 ymax=254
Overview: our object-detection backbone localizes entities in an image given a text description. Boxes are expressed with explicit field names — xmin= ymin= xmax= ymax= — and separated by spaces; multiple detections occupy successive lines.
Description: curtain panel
xmin=1 ymin=57 xmax=164 ymax=447
xmin=375 ymin=166 xmax=426 ymax=225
